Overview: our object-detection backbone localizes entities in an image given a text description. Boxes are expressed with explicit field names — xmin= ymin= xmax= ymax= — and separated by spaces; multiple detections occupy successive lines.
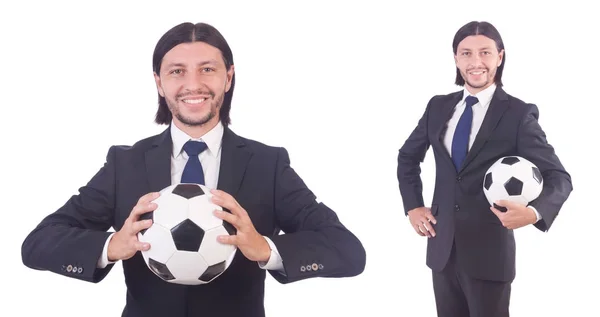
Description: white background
xmin=1 ymin=0 xmax=597 ymax=316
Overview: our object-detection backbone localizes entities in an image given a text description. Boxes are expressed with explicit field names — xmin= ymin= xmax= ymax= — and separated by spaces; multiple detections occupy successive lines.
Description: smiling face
xmin=154 ymin=41 xmax=234 ymax=133
xmin=454 ymin=35 xmax=504 ymax=94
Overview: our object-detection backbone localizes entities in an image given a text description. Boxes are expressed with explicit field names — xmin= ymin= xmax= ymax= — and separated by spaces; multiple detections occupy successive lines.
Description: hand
xmin=210 ymin=189 xmax=271 ymax=262
xmin=107 ymin=192 xmax=159 ymax=261
xmin=407 ymin=206 xmax=437 ymax=238
xmin=490 ymin=200 xmax=537 ymax=229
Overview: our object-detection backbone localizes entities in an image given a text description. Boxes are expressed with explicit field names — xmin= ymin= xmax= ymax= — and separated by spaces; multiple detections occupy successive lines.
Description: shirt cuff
xmin=527 ymin=205 xmax=542 ymax=223
xmin=257 ymin=236 xmax=285 ymax=274
xmin=97 ymin=233 xmax=117 ymax=269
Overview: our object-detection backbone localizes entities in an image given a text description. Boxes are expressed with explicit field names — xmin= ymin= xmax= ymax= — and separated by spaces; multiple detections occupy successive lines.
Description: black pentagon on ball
xmin=172 ymin=184 xmax=206 ymax=199
xmin=148 ymin=258 xmax=175 ymax=280
xmin=484 ymin=172 xmax=493 ymax=190
xmin=221 ymin=208 xmax=237 ymax=235
xmin=171 ymin=219 xmax=205 ymax=252
xmin=501 ymin=156 xmax=520 ymax=165
xmin=139 ymin=211 xmax=153 ymax=235
xmin=199 ymin=261 xmax=226 ymax=282
xmin=532 ymin=166 xmax=542 ymax=184
xmin=504 ymin=177 xmax=524 ymax=196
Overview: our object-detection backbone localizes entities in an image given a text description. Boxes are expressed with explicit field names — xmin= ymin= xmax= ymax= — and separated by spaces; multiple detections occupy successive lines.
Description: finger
xmin=412 ymin=223 xmax=426 ymax=236
xmin=421 ymin=221 xmax=436 ymax=237
xmin=423 ymin=221 xmax=436 ymax=237
xmin=417 ymin=223 xmax=432 ymax=237
xmin=210 ymin=189 xmax=233 ymax=203
xmin=426 ymin=213 xmax=437 ymax=224
xmin=211 ymin=192 xmax=246 ymax=217
xmin=131 ymin=219 xmax=153 ymax=234
xmin=137 ymin=192 xmax=160 ymax=205
xmin=216 ymin=233 xmax=238 ymax=245
xmin=130 ymin=201 xmax=158 ymax=219
xmin=418 ymin=215 xmax=436 ymax=230
xmin=214 ymin=210 xmax=242 ymax=229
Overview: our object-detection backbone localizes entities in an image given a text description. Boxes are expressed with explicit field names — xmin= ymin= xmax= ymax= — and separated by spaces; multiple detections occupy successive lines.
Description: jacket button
xmin=454 ymin=204 xmax=460 ymax=212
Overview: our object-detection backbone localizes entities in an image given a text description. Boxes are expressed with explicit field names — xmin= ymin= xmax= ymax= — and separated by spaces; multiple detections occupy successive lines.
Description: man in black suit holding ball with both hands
xmin=21 ymin=22 xmax=366 ymax=317
xmin=396 ymin=21 xmax=572 ymax=317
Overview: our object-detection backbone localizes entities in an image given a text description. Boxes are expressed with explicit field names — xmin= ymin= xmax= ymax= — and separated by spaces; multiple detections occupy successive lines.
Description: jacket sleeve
xmin=21 ymin=146 xmax=120 ymax=283
xmin=397 ymin=97 xmax=434 ymax=214
xmin=517 ymin=104 xmax=573 ymax=232
xmin=266 ymin=147 xmax=366 ymax=284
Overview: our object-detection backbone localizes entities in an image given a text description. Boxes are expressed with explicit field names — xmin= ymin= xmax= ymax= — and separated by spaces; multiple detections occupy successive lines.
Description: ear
xmin=497 ymin=49 xmax=504 ymax=67
xmin=154 ymin=72 xmax=165 ymax=97
xmin=225 ymin=65 xmax=235 ymax=92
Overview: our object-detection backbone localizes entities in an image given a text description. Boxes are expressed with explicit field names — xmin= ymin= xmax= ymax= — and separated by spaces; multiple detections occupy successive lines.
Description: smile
xmin=469 ymin=70 xmax=486 ymax=75
xmin=182 ymin=98 xmax=207 ymax=104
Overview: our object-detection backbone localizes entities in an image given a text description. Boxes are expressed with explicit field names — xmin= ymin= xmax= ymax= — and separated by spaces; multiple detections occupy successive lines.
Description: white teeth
xmin=471 ymin=71 xmax=484 ymax=75
xmin=182 ymin=98 xmax=206 ymax=104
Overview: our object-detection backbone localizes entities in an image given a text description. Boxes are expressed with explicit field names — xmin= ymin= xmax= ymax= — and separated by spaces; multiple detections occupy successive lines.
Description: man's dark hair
xmin=452 ymin=21 xmax=505 ymax=87
xmin=152 ymin=22 xmax=235 ymax=126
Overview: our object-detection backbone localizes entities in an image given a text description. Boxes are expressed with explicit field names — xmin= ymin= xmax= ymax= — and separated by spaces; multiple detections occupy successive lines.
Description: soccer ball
xmin=137 ymin=183 xmax=237 ymax=285
xmin=482 ymin=156 xmax=543 ymax=212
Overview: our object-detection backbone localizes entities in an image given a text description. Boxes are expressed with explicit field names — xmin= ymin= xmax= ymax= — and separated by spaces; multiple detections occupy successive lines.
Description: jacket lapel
xmin=435 ymin=91 xmax=463 ymax=170
xmin=216 ymin=127 xmax=252 ymax=196
xmin=459 ymin=87 xmax=509 ymax=172
xmin=145 ymin=127 xmax=173 ymax=192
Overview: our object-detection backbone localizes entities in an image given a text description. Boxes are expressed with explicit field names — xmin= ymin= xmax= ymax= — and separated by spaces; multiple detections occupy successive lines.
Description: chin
xmin=178 ymin=113 xmax=215 ymax=127
xmin=466 ymin=80 xmax=490 ymax=89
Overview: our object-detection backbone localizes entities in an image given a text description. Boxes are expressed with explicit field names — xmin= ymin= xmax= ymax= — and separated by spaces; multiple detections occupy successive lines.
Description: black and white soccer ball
xmin=483 ymin=156 xmax=543 ymax=212
xmin=137 ymin=183 xmax=237 ymax=285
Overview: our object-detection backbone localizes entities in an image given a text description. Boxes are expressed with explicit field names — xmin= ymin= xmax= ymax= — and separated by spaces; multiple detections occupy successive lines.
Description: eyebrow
xmin=163 ymin=60 xmax=220 ymax=69
xmin=460 ymin=47 xmax=493 ymax=51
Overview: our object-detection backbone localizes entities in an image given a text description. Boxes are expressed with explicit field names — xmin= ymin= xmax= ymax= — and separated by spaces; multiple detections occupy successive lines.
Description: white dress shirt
xmin=443 ymin=83 xmax=541 ymax=222
xmin=97 ymin=121 xmax=285 ymax=273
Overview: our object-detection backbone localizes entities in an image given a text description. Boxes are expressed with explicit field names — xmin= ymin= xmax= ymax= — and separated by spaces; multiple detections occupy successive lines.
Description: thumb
xmin=495 ymin=199 xmax=520 ymax=209
xmin=496 ymin=199 xmax=528 ymax=212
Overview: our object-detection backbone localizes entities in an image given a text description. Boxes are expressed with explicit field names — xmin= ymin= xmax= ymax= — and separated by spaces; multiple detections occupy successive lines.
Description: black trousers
xmin=432 ymin=245 xmax=512 ymax=317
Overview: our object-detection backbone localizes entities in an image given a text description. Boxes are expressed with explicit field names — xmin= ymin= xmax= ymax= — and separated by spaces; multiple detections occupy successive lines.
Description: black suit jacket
xmin=397 ymin=87 xmax=572 ymax=282
xmin=22 ymin=126 xmax=366 ymax=317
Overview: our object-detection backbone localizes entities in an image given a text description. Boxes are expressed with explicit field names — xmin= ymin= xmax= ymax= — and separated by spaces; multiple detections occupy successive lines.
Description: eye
xmin=202 ymin=67 xmax=215 ymax=73
xmin=169 ymin=69 xmax=184 ymax=75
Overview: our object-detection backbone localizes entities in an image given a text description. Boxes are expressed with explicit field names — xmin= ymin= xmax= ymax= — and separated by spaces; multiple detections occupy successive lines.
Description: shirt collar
xmin=170 ymin=120 xmax=224 ymax=158
xmin=461 ymin=83 xmax=496 ymax=108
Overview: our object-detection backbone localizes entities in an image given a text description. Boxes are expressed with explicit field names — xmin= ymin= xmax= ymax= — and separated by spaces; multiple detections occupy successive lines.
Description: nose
xmin=184 ymin=70 xmax=207 ymax=92
xmin=469 ymin=54 xmax=484 ymax=67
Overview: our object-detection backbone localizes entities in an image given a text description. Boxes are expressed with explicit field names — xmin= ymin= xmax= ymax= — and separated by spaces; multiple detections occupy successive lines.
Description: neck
xmin=173 ymin=118 xmax=219 ymax=139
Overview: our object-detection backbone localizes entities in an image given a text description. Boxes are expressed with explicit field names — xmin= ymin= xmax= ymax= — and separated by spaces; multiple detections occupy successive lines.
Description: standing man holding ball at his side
xmin=396 ymin=20 xmax=572 ymax=317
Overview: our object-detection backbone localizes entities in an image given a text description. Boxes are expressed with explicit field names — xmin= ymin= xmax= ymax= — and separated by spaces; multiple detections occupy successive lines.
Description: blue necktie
xmin=181 ymin=140 xmax=208 ymax=185
xmin=451 ymin=95 xmax=479 ymax=171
